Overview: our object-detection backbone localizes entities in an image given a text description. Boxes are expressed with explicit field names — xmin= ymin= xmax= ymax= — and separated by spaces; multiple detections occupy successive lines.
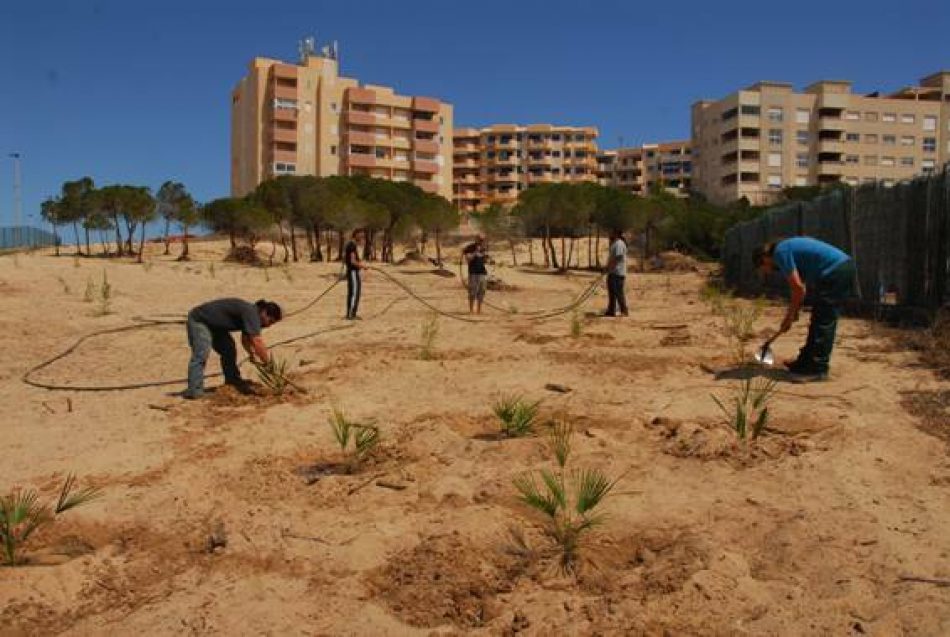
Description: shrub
xmin=512 ymin=421 xmax=620 ymax=573
xmin=1 ymin=474 xmax=102 ymax=566
xmin=711 ymin=377 xmax=778 ymax=441
xmin=492 ymin=394 xmax=541 ymax=438
xmin=328 ymin=406 xmax=380 ymax=473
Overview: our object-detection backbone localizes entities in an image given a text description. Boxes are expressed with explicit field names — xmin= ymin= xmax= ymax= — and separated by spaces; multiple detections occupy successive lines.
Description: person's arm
xmin=605 ymin=243 xmax=617 ymax=272
xmin=242 ymin=333 xmax=270 ymax=364
xmin=780 ymin=269 xmax=806 ymax=333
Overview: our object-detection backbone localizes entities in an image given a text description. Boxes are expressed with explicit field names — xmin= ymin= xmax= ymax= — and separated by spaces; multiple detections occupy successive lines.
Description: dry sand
xmin=1 ymin=239 xmax=948 ymax=636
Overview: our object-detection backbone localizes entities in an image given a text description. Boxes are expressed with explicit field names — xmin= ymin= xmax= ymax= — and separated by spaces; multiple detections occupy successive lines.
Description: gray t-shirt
xmin=189 ymin=298 xmax=261 ymax=335
xmin=609 ymin=238 xmax=627 ymax=276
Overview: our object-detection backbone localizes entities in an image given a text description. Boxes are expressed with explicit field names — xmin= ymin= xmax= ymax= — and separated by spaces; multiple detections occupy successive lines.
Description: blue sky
xmin=1 ymin=0 xmax=948 ymax=228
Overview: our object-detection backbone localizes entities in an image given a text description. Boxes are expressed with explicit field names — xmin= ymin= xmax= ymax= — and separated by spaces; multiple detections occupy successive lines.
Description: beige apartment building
xmin=692 ymin=71 xmax=950 ymax=205
xmin=452 ymin=124 xmax=598 ymax=212
xmin=231 ymin=43 xmax=453 ymax=199
xmin=596 ymin=140 xmax=692 ymax=197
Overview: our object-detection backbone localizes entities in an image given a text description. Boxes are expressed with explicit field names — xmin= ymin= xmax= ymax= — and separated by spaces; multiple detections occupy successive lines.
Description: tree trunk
xmin=547 ymin=234 xmax=560 ymax=270
xmin=560 ymin=236 xmax=567 ymax=272
xmin=508 ymin=238 xmax=518 ymax=266
xmin=289 ymin=223 xmax=298 ymax=262
xmin=72 ymin=221 xmax=82 ymax=255
xmin=594 ymin=227 xmax=601 ymax=269
xmin=137 ymin=222 xmax=146 ymax=263
xmin=542 ymin=226 xmax=550 ymax=268
xmin=336 ymin=231 xmax=344 ymax=262
xmin=587 ymin=229 xmax=592 ymax=269
xmin=113 ymin=214 xmax=123 ymax=256
xmin=435 ymin=229 xmax=442 ymax=266
xmin=84 ymin=226 xmax=91 ymax=256
xmin=163 ymin=218 xmax=171 ymax=255
xmin=53 ymin=224 xmax=60 ymax=256
xmin=229 ymin=230 xmax=236 ymax=249
xmin=567 ymin=237 xmax=575 ymax=269
xmin=326 ymin=229 xmax=333 ymax=262
xmin=180 ymin=226 xmax=190 ymax=260
xmin=277 ymin=222 xmax=289 ymax=263
xmin=528 ymin=237 xmax=534 ymax=265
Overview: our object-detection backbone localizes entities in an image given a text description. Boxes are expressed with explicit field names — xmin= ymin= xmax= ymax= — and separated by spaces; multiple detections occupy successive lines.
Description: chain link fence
xmin=722 ymin=167 xmax=950 ymax=315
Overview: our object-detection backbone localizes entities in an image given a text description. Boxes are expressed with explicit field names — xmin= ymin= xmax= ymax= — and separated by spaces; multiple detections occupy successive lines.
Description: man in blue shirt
xmin=754 ymin=237 xmax=855 ymax=379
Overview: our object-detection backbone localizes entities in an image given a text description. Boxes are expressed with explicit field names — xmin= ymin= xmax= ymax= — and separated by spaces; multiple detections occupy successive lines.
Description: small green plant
xmin=55 ymin=276 xmax=71 ymax=294
xmin=711 ymin=377 xmax=778 ymax=442
xmin=262 ymin=266 xmax=271 ymax=282
xmin=207 ymin=262 xmax=216 ymax=279
xmin=512 ymin=421 xmax=620 ymax=574
xmin=253 ymin=357 xmax=296 ymax=395
xmin=328 ymin=406 xmax=381 ymax=473
xmin=569 ymin=311 xmax=583 ymax=338
xmin=419 ymin=313 xmax=439 ymax=360
xmin=721 ymin=298 xmax=764 ymax=365
xmin=1 ymin=474 xmax=102 ymax=566
xmin=493 ymin=394 xmax=541 ymax=438
xmin=94 ymin=270 xmax=113 ymax=316
xmin=83 ymin=276 xmax=96 ymax=302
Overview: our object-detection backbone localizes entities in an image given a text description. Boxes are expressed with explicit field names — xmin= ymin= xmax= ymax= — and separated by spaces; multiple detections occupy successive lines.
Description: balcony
xmin=270 ymin=148 xmax=297 ymax=163
xmin=270 ymin=127 xmax=297 ymax=143
xmin=345 ymin=130 xmax=377 ymax=146
xmin=413 ymin=118 xmax=439 ymax=134
xmin=416 ymin=180 xmax=439 ymax=193
xmin=347 ymin=153 xmax=376 ymax=168
xmin=344 ymin=110 xmax=376 ymax=126
xmin=347 ymin=87 xmax=377 ymax=105
xmin=527 ymin=174 xmax=554 ymax=184
xmin=273 ymin=64 xmax=297 ymax=80
xmin=413 ymin=160 xmax=439 ymax=174
xmin=455 ymin=158 xmax=478 ymax=168
xmin=818 ymin=140 xmax=844 ymax=154
xmin=414 ymin=139 xmax=440 ymax=154
xmin=272 ymin=108 xmax=297 ymax=123
xmin=817 ymin=160 xmax=844 ymax=176
xmin=272 ymin=83 xmax=298 ymax=100
xmin=412 ymin=97 xmax=440 ymax=113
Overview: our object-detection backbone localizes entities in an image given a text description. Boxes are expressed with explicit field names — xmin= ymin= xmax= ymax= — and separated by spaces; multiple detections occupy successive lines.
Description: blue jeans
xmin=606 ymin=273 xmax=628 ymax=315
xmin=186 ymin=314 xmax=242 ymax=396
xmin=346 ymin=269 xmax=361 ymax=318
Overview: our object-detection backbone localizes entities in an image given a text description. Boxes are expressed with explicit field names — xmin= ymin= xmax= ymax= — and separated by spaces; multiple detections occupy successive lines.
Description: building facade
xmin=692 ymin=71 xmax=950 ymax=205
xmin=451 ymin=124 xmax=598 ymax=212
xmin=596 ymin=140 xmax=692 ymax=196
xmin=231 ymin=46 xmax=453 ymax=199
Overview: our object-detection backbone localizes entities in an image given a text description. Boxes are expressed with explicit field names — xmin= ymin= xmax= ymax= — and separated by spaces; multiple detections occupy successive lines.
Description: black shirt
xmin=189 ymin=298 xmax=261 ymax=335
xmin=344 ymin=240 xmax=360 ymax=273
xmin=463 ymin=242 xmax=488 ymax=275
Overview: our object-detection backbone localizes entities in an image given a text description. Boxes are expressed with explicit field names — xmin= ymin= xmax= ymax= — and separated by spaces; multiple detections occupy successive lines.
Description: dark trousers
xmin=346 ymin=269 xmax=361 ymax=318
xmin=606 ymin=273 xmax=628 ymax=316
xmin=795 ymin=261 xmax=855 ymax=373
xmin=186 ymin=316 xmax=242 ymax=396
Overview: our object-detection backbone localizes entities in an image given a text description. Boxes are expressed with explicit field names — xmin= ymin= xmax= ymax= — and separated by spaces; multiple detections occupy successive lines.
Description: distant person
xmin=754 ymin=237 xmax=855 ymax=380
xmin=184 ymin=298 xmax=282 ymax=399
xmin=463 ymin=234 xmax=489 ymax=314
xmin=344 ymin=229 xmax=366 ymax=320
xmin=604 ymin=229 xmax=629 ymax=317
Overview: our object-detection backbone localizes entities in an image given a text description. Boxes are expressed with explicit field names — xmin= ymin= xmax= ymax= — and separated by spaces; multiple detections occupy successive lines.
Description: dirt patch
xmin=370 ymin=532 xmax=520 ymax=629
xmin=647 ymin=416 xmax=813 ymax=466
xmin=900 ymin=389 xmax=950 ymax=444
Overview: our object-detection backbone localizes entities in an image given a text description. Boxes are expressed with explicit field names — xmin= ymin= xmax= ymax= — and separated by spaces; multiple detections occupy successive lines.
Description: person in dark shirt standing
xmin=755 ymin=237 xmax=855 ymax=379
xmin=463 ymin=234 xmax=488 ymax=314
xmin=604 ymin=229 xmax=629 ymax=317
xmin=344 ymin=229 xmax=366 ymax=320
xmin=184 ymin=298 xmax=282 ymax=399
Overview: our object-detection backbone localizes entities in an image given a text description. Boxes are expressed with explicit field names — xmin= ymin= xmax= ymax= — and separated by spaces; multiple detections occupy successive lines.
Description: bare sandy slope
xmin=0 ymin=239 xmax=948 ymax=636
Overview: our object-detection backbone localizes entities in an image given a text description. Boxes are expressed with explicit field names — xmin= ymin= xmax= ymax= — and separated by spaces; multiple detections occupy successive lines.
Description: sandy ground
xmin=0 ymin=238 xmax=948 ymax=636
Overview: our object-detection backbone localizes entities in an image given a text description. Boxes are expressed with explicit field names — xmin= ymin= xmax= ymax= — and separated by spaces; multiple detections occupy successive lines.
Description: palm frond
xmin=513 ymin=473 xmax=560 ymax=518
xmin=573 ymin=468 xmax=616 ymax=516
xmin=328 ymin=407 xmax=351 ymax=451
xmin=54 ymin=474 xmax=103 ymax=514
xmin=548 ymin=421 xmax=573 ymax=468
xmin=353 ymin=424 xmax=380 ymax=458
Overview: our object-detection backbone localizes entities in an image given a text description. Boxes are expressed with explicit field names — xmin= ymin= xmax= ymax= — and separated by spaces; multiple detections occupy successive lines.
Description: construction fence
xmin=722 ymin=167 xmax=950 ymax=315
xmin=0 ymin=226 xmax=59 ymax=250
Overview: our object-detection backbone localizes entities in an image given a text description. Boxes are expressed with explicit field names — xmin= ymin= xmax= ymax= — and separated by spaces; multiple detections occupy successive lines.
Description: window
xmin=741 ymin=104 xmax=760 ymax=116
xmin=846 ymin=132 xmax=860 ymax=143
xmin=901 ymin=114 xmax=915 ymax=124
xmin=767 ymin=107 xmax=783 ymax=122
xmin=274 ymin=162 xmax=296 ymax=174
xmin=883 ymin=179 xmax=895 ymax=187
xmin=923 ymin=115 xmax=938 ymax=131
xmin=844 ymin=110 xmax=861 ymax=121
xmin=552 ymin=150 xmax=561 ymax=158
xmin=923 ymin=137 xmax=936 ymax=152
xmin=864 ymin=155 xmax=878 ymax=166
xmin=330 ymin=145 xmax=336 ymax=155
xmin=922 ymin=159 xmax=936 ymax=174
xmin=273 ymin=98 xmax=298 ymax=110
xmin=846 ymin=154 xmax=859 ymax=164
xmin=880 ymin=156 xmax=895 ymax=167
xmin=900 ymin=157 xmax=914 ymax=167
xmin=769 ymin=129 xmax=783 ymax=145
xmin=794 ymin=176 xmax=808 ymax=186
xmin=375 ymin=148 xmax=386 ymax=159
xmin=883 ymin=135 xmax=896 ymax=145
xmin=865 ymin=133 xmax=878 ymax=144
xmin=767 ymin=175 xmax=782 ymax=188
xmin=796 ymin=109 xmax=810 ymax=124
xmin=865 ymin=112 xmax=878 ymax=122
xmin=768 ymin=152 xmax=782 ymax=167
xmin=882 ymin=112 xmax=897 ymax=123
xmin=797 ymin=130 xmax=809 ymax=145
xmin=901 ymin=136 xmax=915 ymax=146
xmin=796 ymin=153 xmax=809 ymax=168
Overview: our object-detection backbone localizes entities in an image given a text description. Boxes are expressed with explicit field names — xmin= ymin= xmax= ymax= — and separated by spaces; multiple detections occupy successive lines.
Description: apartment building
xmin=451 ymin=124 xmax=598 ymax=212
xmin=596 ymin=140 xmax=692 ymax=196
xmin=692 ymin=71 xmax=950 ymax=205
xmin=231 ymin=43 xmax=453 ymax=199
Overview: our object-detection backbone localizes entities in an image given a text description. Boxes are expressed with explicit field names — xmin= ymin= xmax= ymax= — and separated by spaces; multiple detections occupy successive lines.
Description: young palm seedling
xmin=1 ymin=474 xmax=102 ymax=566
xmin=328 ymin=406 xmax=381 ymax=474
xmin=493 ymin=394 xmax=541 ymax=438
xmin=711 ymin=377 xmax=779 ymax=442
xmin=252 ymin=357 xmax=303 ymax=395
xmin=720 ymin=298 xmax=763 ymax=366
xmin=569 ymin=311 xmax=584 ymax=338
xmin=419 ymin=313 xmax=440 ymax=360
xmin=512 ymin=421 xmax=621 ymax=574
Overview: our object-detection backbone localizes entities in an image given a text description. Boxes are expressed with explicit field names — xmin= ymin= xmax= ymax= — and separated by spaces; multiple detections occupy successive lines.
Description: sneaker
xmin=788 ymin=369 xmax=829 ymax=382
xmin=226 ymin=379 xmax=254 ymax=395
xmin=182 ymin=390 xmax=205 ymax=400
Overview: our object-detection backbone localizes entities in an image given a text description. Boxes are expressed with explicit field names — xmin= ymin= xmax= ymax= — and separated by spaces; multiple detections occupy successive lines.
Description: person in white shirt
xmin=604 ymin=229 xmax=628 ymax=317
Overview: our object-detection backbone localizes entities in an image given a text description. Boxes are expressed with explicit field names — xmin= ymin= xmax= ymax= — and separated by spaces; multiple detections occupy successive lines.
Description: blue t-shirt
xmin=773 ymin=237 xmax=849 ymax=285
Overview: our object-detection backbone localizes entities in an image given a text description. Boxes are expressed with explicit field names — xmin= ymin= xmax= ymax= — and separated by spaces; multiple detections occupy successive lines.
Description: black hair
xmin=255 ymin=299 xmax=283 ymax=322
xmin=752 ymin=241 xmax=778 ymax=268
